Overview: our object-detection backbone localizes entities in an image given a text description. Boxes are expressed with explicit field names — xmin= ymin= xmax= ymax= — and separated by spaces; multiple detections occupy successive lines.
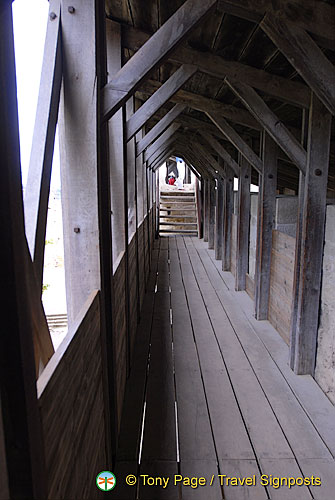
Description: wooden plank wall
xmin=268 ymin=230 xmax=296 ymax=344
xmin=114 ymin=255 xmax=127 ymax=429
xmin=37 ymin=292 xmax=104 ymax=500
xmin=246 ymin=273 xmax=255 ymax=299
xmin=230 ymin=214 xmax=238 ymax=277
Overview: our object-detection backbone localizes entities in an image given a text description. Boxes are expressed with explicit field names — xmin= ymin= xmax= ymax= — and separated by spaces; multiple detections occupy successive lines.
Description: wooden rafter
xmin=218 ymin=0 xmax=335 ymax=48
xmin=136 ymin=104 xmax=186 ymax=156
xmin=122 ymin=24 xmax=310 ymax=108
xmin=102 ymin=0 xmax=217 ymax=121
xmin=199 ymin=130 xmax=240 ymax=177
xmin=126 ymin=65 xmax=196 ymax=141
xmin=206 ymin=113 xmax=262 ymax=174
xmin=261 ymin=13 xmax=335 ymax=116
xmin=225 ymin=78 xmax=307 ymax=174
xmin=24 ymin=0 xmax=62 ymax=289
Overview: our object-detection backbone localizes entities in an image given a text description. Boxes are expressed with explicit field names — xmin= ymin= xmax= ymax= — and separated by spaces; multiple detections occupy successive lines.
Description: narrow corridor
xmin=114 ymin=237 xmax=335 ymax=500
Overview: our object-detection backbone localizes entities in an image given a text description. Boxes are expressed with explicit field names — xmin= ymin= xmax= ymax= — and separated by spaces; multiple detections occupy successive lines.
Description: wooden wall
xmin=37 ymin=292 xmax=105 ymax=500
xmin=246 ymin=273 xmax=255 ymax=300
xmin=268 ymin=230 xmax=296 ymax=344
xmin=230 ymin=214 xmax=238 ymax=277
xmin=36 ymin=206 xmax=156 ymax=499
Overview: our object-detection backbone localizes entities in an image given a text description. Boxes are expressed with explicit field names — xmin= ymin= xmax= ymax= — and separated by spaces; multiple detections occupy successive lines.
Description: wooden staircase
xmin=159 ymin=188 xmax=198 ymax=236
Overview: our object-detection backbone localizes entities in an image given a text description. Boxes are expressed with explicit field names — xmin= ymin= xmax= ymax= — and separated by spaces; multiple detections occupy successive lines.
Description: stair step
xmin=159 ymin=215 xmax=197 ymax=219
xmin=160 ymin=208 xmax=196 ymax=212
xmin=160 ymin=191 xmax=195 ymax=196
xmin=159 ymin=222 xmax=197 ymax=227
xmin=160 ymin=196 xmax=195 ymax=201
xmin=159 ymin=229 xmax=198 ymax=234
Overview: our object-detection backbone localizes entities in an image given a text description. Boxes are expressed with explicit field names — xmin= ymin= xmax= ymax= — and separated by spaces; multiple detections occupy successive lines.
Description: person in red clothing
xmin=168 ymin=174 xmax=176 ymax=185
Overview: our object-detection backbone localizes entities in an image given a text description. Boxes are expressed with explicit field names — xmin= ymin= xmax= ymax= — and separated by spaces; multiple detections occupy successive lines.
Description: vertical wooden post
xmin=0 ymin=4 xmax=47 ymax=497
xmin=208 ymin=179 xmax=216 ymax=249
xmin=215 ymin=178 xmax=224 ymax=259
xmin=204 ymin=179 xmax=209 ymax=242
xmin=106 ymin=20 xmax=126 ymax=271
xmin=59 ymin=0 xmax=100 ymax=326
xmin=155 ymin=169 xmax=160 ymax=238
xmin=236 ymin=154 xmax=251 ymax=291
xmin=96 ymin=1 xmax=118 ymax=463
xmin=289 ymin=109 xmax=308 ymax=367
xmin=222 ymin=171 xmax=234 ymax=271
xmin=255 ymin=132 xmax=278 ymax=320
xmin=291 ymin=94 xmax=332 ymax=375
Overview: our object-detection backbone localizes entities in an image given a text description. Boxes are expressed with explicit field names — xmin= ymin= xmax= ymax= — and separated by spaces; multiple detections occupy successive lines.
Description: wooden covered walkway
xmin=115 ymin=236 xmax=335 ymax=500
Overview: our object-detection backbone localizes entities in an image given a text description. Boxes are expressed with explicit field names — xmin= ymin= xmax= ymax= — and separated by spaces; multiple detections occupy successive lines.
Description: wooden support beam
xmin=59 ymin=0 xmax=101 ymax=326
xmin=290 ymin=94 xmax=332 ymax=375
xmin=222 ymin=171 xmax=234 ymax=271
xmin=143 ymin=123 xmax=181 ymax=163
xmin=96 ymin=7 xmax=118 ymax=463
xmin=235 ymin=155 xmax=251 ymax=291
xmin=215 ymin=177 xmax=224 ymax=260
xmin=199 ymin=130 xmax=240 ymax=176
xmin=136 ymin=104 xmax=186 ymax=156
xmin=102 ymin=0 xmax=217 ymax=121
xmin=261 ymin=13 xmax=335 ymax=116
xmin=193 ymin=141 xmax=226 ymax=179
xmin=207 ymin=112 xmax=263 ymax=174
xmin=289 ymin=109 xmax=308 ymax=368
xmin=123 ymin=24 xmax=310 ymax=108
xmin=226 ymin=78 xmax=307 ymax=174
xmin=107 ymin=20 xmax=126 ymax=270
xmin=0 ymin=5 xmax=48 ymax=497
xmin=24 ymin=0 xmax=62 ymax=289
xmin=136 ymin=80 xmax=261 ymax=130
xmin=204 ymin=179 xmax=210 ymax=242
xmin=126 ymin=65 xmax=196 ymax=141
xmin=208 ymin=179 xmax=216 ymax=249
xmin=218 ymin=0 xmax=335 ymax=48
xmin=255 ymin=133 xmax=278 ymax=320
xmin=151 ymin=146 xmax=174 ymax=171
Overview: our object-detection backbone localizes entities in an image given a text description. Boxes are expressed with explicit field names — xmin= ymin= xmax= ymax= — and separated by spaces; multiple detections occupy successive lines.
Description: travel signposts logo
xmin=96 ymin=471 xmax=116 ymax=491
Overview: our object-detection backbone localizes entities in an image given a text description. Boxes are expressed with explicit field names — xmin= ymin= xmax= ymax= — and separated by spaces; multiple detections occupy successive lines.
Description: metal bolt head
xmin=268 ymin=174 xmax=274 ymax=179
xmin=315 ymin=169 xmax=322 ymax=176
xmin=74 ymin=227 xmax=80 ymax=233
xmin=49 ymin=12 xmax=57 ymax=20
xmin=68 ymin=6 xmax=75 ymax=14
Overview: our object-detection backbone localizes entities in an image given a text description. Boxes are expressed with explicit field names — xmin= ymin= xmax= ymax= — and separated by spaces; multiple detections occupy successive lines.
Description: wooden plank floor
xmin=114 ymin=236 xmax=335 ymax=500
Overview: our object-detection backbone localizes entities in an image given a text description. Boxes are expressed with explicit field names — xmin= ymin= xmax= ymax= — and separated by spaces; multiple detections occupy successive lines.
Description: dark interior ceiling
xmin=105 ymin=0 xmax=335 ymax=195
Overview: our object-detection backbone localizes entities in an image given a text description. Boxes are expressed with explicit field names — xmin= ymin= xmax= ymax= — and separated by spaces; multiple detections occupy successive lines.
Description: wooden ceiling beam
xmin=136 ymin=80 xmax=262 ymax=130
xmin=217 ymin=0 xmax=335 ymax=48
xmin=122 ymin=24 xmax=310 ymax=108
xmin=199 ymin=130 xmax=240 ymax=177
xmin=261 ymin=14 xmax=335 ymax=116
xmin=207 ymin=112 xmax=263 ymax=174
xmin=144 ymin=123 xmax=181 ymax=163
xmin=226 ymin=78 xmax=307 ymax=174
xmin=136 ymin=104 xmax=186 ymax=156
xmin=102 ymin=0 xmax=217 ymax=121
xmin=126 ymin=64 xmax=196 ymax=141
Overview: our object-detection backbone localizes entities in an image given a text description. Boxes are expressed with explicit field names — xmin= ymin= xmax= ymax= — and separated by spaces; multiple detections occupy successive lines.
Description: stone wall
xmin=315 ymin=204 xmax=335 ymax=405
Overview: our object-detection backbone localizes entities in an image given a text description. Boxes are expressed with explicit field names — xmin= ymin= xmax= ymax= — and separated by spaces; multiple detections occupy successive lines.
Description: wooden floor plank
xmin=219 ymin=459 xmax=268 ymax=500
xmin=186 ymin=239 xmax=294 ymax=461
xmin=259 ymin=459 xmax=313 ymax=500
xmin=299 ymin=458 xmax=335 ymax=500
xmin=180 ymin=460 xmax=223 ymax=499
xmin=170 ymin=247 xmax=216 ymax=462
xmin=113 ymin=461 xmax=137 ymax=500
xmin=194 ymin=240 xmax=333 ymax=461
xmin=141 ymin=289 xmax=176 ymax=462
xmin=139 ymin=461 xmax=179 ymax=500
xmin=116 ymin=245 xmax=160 ymax=462
xmin=177 ymin=243 xmax=256 ymax=461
